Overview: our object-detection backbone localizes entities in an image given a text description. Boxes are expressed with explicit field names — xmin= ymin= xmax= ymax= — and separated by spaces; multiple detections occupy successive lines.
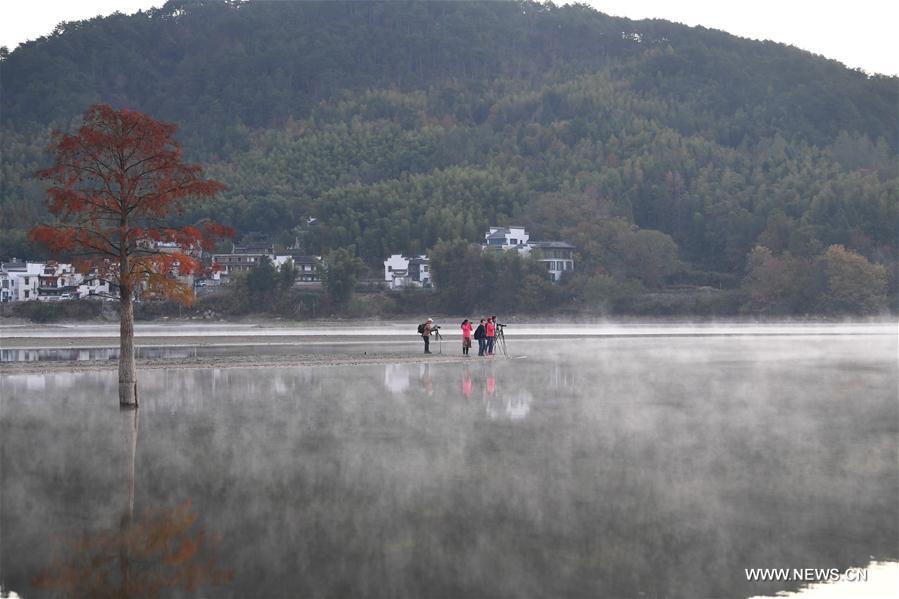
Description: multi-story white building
xmin=481 ymin=227 xmax=576 ymax=283
xmin=1 ymin=260 xmax=43 ymax=302
xmin=484 ymin=226 xmax=530 ymax=248
xmin=280 ymin=255 xmax=321 ymax=283
xmin=528 ymin=241 xmax=576 ymax=282
xmin=37 ymin=262 xmax=83 ymax=301
xmin=210 ymin=253 xmax=268 ymax=283
xmin=77 ymin=270 xmax=112 ymax=299
xmin=383 ymin=254 xmax=431 ymax=289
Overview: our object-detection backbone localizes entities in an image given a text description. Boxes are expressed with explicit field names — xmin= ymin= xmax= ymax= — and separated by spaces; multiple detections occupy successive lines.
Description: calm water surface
xmin=1 ymin=332 xmax=896 ymax=598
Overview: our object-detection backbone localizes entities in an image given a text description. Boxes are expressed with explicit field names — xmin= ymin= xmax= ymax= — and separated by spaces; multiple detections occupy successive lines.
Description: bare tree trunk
xmin=119 ymin=282 xmax=138 ymax=407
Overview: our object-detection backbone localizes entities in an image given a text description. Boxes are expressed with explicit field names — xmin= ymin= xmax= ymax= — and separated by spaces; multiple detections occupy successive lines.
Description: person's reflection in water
xmin=30 ymin=407 xmax=233 ymax=598
xmin=462 ymin=366 xmax=473 ymax=398
xmin=482 ymin=362 xmax=499 ymax=416
xmin=419 ymin=363 xmax=434 ymax=395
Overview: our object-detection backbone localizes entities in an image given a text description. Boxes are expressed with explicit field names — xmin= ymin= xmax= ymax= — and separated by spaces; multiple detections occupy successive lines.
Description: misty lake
xmin=1 ymin=325 xmax=897 ymax=598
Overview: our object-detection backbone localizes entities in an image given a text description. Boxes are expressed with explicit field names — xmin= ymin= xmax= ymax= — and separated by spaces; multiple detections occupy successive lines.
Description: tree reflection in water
xmin=30 ymin=408 xmax=233 ymax=598
xmin=32 ymin=501 xmax=233 ymax=597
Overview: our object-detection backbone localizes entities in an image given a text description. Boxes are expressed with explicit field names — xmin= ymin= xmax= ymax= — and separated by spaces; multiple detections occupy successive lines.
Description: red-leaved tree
xmin=30 ymin=105 xmax=232 ymax=406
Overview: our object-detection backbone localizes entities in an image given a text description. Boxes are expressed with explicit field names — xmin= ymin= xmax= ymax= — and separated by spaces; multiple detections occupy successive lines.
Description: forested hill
xmin=2 ymin=0 xmax=895 ymax=151
xmin=2 ymin=0 xmax=897 ymax=313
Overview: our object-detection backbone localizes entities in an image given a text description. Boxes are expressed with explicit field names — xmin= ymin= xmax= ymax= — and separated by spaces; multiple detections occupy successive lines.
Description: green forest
xmin=1 ymin=0 xmax=896 ymax=316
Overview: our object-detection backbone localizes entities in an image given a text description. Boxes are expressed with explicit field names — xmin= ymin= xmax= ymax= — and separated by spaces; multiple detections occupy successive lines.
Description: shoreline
xmin=2 ymin=321 xmax=894 ymax=374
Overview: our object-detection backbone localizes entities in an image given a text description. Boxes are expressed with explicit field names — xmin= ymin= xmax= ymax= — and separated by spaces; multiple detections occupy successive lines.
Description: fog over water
xmin=0 ymin=320 xmax=891 ymax=339
xmin=1 ymin=327 xmax=896 ymax=597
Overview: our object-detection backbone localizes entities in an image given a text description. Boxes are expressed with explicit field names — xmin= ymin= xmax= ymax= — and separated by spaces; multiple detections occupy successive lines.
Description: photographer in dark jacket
xmin=421 ymin=318 xmax=435 ymax=354
xmin=473 ymin=319 xmax=487 ymax=356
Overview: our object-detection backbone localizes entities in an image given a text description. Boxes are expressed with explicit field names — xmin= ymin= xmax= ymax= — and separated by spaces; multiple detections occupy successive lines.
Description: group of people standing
xmin=420 ymin=316 xmax=502 ymax=356
xmin=461 ymin=316 xmax=500 ymax=356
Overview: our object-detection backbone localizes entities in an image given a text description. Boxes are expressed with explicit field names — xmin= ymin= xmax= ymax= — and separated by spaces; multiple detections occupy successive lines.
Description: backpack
xmin=417 ymin=323 xmax=426 ymax=334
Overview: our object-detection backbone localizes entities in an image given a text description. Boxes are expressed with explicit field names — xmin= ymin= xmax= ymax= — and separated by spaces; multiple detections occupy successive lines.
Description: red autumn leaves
xmin=30 ymin=104 xmax=233 ymax=304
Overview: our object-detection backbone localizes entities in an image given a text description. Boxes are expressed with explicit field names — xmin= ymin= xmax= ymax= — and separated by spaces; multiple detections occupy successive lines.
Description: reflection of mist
xmin=486 ymin=392 xmax=532 ymax=420
xmin=384 ymin=363 xmax=412 ymax=395
xmin=27 ymin=404 xmax=232 ymax=597
xmin=383 ymin=363 xmax=438 ymax=396
xmin=2 ymin=332 xmax=897 ymax=598
xmin=548 ymin=363 xmax=575 ymax=389
xmin=24 ymin=374 xmax=46 ymax=391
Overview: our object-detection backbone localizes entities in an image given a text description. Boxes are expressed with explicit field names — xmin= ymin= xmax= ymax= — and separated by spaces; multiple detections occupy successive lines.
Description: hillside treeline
xmin=1 ymin=0 xmax=896 ymax=315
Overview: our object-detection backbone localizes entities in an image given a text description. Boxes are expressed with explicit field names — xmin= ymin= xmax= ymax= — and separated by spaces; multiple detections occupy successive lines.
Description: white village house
xmin=483 ymin=226 xmax=575 ymax=283
xmin=383 ymin=254 xmax=431 ymax=289
xmin=1 ymin=259 xmax=112 ymax=302
xmin=528 ymin=240 xmax=576 ymax=282
xmin=1 ymin=260 xmax=42 ymax=302
xmin=38 ymin=261 xmax=83 ymax=301
xmin=484 ymin=226 xmax=530 ymax=248
xmin=212 ymin=237 xmax=321 ymax=285
xmin=279 ymin=253 xmax=321 ymax=283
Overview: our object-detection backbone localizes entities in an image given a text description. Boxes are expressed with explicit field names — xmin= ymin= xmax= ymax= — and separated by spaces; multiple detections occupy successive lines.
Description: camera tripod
xmin=432 ymin=327 xmax=444 ymax=354
xmin=493 ymin=325 xmax=509 ymax=358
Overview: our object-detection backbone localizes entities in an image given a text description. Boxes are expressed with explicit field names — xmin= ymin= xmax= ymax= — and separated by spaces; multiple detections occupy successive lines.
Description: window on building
xmin=24 ymin=277 xmax=29 ymax=285
xmin=24 ymin=290 xmax=30 ymax=298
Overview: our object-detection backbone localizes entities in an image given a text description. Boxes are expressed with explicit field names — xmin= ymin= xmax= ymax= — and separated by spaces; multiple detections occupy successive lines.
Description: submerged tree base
xmin=119 ymin=382 xmax=139 ymax=407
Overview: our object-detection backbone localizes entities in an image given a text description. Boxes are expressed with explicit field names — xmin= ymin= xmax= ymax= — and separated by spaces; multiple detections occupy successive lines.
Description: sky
xmin=1 ymin=0 xmax=896 ymax=76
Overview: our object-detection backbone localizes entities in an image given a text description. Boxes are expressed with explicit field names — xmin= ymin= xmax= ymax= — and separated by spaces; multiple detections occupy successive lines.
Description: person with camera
xmin=485 ymin=316 xmax=496 ymax=355
xmin=420 ymin=318 xmax=437 ymax=354
xmin=461 ymin=319 xmax=473 ymax=356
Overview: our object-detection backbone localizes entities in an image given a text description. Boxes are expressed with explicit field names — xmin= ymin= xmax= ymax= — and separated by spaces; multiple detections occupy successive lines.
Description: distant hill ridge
xmin=2 ymin=0 xmax=895 ymax=150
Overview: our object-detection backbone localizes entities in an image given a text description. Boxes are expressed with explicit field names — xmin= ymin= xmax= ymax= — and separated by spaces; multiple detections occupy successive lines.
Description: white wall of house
xmin=77 ymin=276 xmax=111 ymax=299
xmin=410 ymin=259 xmax=431 ymax=285
xmin=1 ymin=263 xmax=44 ymax=301
xmin=539 ymin=258 xmax=574 ymax=282
xmin=384 ymin=254 xmax=409 ymax=282
xmin=0 ymin=271 xmax=16 ymax=302
xmin=529 ymin=243 xmax=575 ymax=282
xmin=482 ymin=228 xmax=576 ymax=284
xmin=272 ymin=255 xmax=292 ymax=270
xmin=485 ymin=226 xmax=530 ymax=247
xmin=384 ymin=254 xmax=432 ymax=289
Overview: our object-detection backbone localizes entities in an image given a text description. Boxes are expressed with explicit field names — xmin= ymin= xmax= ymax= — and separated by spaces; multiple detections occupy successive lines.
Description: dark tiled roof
xmin=289 ymin=255 xmax=320 ymax=264
xmin=1 ymin=260 xmax=27 ymax=271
